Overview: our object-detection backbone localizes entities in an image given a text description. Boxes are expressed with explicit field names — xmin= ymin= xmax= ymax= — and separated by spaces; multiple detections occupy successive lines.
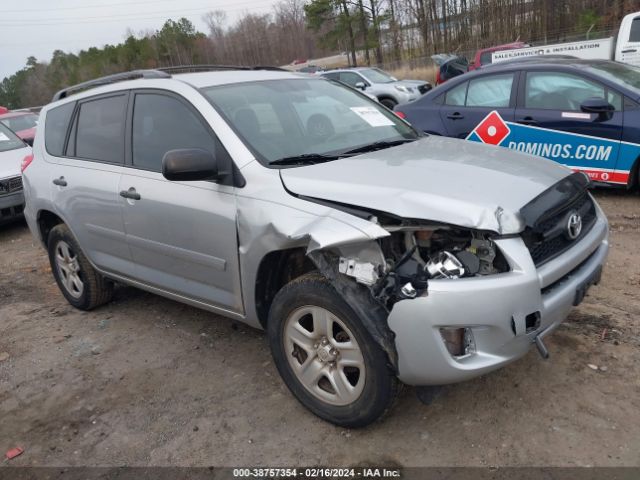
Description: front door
xmin=515 ymin=70 xmax=623 ymax=182
xmin=119 ymin=91 xmax=242 ymax=313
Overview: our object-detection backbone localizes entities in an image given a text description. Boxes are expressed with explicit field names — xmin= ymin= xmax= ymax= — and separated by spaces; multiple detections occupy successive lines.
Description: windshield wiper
xmin=339 ymin=138 xmax=416 ymax=156
xmin=270 ymin=153 xmax=342 ymax=166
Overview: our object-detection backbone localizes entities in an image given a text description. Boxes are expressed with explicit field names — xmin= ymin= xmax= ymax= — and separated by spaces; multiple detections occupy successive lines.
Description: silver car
xmin=23 ymin=68 xmax=608 ymax=427
xmin=321 ymin=67 xmax=432 ymax=109
xmin=0 ymin=122 xmax=31 ymax=224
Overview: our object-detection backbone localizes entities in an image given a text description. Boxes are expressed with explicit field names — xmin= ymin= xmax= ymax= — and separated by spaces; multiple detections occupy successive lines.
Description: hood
xmin=0 ymin=146 xmax=30 ymax=179
xmin=280 ymin=136 xmax=571 ymax=234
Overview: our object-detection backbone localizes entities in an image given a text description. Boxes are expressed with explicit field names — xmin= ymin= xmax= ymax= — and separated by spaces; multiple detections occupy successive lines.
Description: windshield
xmin=0 ymin=113 xmax=38 ymax=132
xmin=0 ymin=122 xmax=25 ymax=153
xmin=360 ymin=68 xmax=395 ymax=83
xmin=586 ymin=62 xmax=640 ymax=92
xmin=201 ymin=78 xmax=418 ymax=165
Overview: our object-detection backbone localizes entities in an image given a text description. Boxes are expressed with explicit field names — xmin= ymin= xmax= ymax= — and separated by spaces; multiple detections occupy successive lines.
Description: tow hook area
xmin=535 ymin=335 xmax=550 ymax=360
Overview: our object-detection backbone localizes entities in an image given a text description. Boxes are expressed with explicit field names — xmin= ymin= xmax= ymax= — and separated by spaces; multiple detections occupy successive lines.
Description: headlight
xmin=394 ymin=85 xmax=412 ymax=93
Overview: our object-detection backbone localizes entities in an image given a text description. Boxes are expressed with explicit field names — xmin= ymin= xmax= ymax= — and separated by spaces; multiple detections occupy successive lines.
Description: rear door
xmin=51 ymin=92 xmax=134 ymax=276
xmin=514 ymin=70 xmax=623 ymax=181
xmin=119 ymin=90 xmax=242 ymax=312
xmin=439 ymin=71 xmax=518 ymax=138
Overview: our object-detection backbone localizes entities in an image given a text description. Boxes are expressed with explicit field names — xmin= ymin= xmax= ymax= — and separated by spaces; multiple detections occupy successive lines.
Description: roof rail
xmin=51 ymin=65 xmax=290 ymax=102
xmin=52 ymin=69 xmax=170 ymax=102
xmin=158 ymin=64 xmax=288 ymax=74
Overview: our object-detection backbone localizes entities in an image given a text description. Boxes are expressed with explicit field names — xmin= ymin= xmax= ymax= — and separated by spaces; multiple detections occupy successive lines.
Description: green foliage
xmin=577 ymin=9 xmax=601 ymax=32
xmin=0 ymin=17 xmax=204 ymax=108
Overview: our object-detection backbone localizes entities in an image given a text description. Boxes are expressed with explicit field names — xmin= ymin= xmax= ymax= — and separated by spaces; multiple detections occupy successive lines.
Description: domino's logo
xmin=469 ymin=111 xmax=511 ymax=145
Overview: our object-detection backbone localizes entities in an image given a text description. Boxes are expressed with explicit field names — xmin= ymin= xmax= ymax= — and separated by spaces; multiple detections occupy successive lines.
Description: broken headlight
xmin=374 ymin=227 xmax=509 ymax=305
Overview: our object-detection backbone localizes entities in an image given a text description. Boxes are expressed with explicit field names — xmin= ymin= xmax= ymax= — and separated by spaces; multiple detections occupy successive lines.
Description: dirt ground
xmin=0 ymin=190 xmax=639 ymax=468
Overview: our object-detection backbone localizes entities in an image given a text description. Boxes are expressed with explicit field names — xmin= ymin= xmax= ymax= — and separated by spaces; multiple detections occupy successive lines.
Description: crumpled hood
xmin=280 ymin=136 xmax=572 ymax=234
xmin=0 ymin=146 xmax=30 ymax=179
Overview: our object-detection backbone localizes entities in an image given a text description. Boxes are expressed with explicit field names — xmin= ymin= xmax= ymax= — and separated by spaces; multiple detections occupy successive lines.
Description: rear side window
xmin=75 ymin=94 xmax=127 ymax=163
xmin=466 ymin=73 xmax=514 ymax=107
xmin=445 ymin=82 xmax=468 ymax=106
xmin=131 ymin=93 xmax=219 ymax=172
xmin=45 ymin=103 xmax=75 ymax=156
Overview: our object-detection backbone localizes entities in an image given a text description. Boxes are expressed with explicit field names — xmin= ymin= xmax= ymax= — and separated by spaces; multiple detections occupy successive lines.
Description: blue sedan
xmin=395 ymin=58 xmax=640 ymax=187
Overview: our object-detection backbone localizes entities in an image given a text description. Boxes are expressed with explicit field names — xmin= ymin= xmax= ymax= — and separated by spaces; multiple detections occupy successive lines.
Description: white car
xmin=0 ymin=122 xmax=31 ymax=224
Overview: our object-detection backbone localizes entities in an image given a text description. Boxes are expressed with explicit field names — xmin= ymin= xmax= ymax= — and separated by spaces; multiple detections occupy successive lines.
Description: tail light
xmin=435 ymin=70 xmax=441 ymax=85
xmin=395 ymin=111 xmax=406 ymax=120
xmin=21 ymin=154 xmax=34 ymax=173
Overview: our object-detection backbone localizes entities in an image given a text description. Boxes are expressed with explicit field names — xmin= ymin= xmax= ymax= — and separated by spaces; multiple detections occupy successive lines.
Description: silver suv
xmin=23 ymin=67 xmax=608 ymax=427
xmin=321 ymin=67 xmax=431 ymax=109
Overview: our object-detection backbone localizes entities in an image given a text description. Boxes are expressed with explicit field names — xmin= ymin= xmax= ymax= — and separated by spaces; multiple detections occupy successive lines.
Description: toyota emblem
xmin=566 ymin=211 xmax=582 ymax=240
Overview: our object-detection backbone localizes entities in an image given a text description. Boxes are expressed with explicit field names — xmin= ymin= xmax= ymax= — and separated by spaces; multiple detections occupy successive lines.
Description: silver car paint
xmin=280 ymin=135 xmax=571 ymax=234
xmin=389 ymin=211 xmax=608 ymax=385
xmin=321 ymin=68 xmax=430 ymax=105
xmin=23 ymin=70 xmax=609 ymax=386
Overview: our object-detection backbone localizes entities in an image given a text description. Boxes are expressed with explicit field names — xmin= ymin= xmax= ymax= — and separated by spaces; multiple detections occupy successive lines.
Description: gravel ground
xmin=0 ymin=190 xmax=639 ymax=467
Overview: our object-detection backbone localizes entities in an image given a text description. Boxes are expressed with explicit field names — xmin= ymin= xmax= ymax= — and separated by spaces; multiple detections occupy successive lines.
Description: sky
xmin=0 ymin=0 xmax=280 ymax=81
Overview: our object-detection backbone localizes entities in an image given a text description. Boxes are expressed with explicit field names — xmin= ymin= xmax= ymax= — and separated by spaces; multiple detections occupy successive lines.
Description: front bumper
xmin=0 ymin=191 xmax=25 ymax=224
xmin=388 ymin=211 xmax=609 ymax=386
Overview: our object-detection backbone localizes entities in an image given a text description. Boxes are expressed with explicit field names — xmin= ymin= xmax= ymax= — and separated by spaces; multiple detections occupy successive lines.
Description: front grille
xmin=0 ymin=176 xmax=23 ymax=195
xmin=522 ymin=191 xmax=597 ymax=267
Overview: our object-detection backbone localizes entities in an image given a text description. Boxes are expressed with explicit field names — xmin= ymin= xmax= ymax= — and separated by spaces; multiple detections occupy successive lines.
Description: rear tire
xmin=267 ymin=272 xmax=399 ymax=428
xmin=47 ymin=224 xmax=114 ymax=310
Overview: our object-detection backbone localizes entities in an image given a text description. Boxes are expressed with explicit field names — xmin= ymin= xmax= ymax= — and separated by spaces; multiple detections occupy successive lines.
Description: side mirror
xmin=580 ymin=97 xmax=615 ymax=116
xmin=162 ymin=148 xmax=220 ymax=182
xmin=355 ymin=81 xmax=367 ymax=91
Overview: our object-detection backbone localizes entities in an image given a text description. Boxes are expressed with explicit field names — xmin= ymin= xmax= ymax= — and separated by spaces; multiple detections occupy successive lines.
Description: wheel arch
xmin=254 ymin=247 xmax=316 ymax=328
xmin=37 ymin=209 xmax=65 ymax=246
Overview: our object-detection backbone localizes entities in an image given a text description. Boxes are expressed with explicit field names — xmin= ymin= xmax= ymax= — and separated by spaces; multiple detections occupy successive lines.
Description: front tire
xmin=379 ymin=98 xmax=398 ymax=110
xmin=267 ymin=272 xmax=398 ymax=427
xmin=47 ymin=224 xmax=114 ymax=310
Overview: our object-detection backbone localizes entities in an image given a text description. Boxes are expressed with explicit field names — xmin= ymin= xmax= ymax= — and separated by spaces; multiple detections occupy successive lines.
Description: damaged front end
xmin=307 ymin=211 xmax=511 ymax=366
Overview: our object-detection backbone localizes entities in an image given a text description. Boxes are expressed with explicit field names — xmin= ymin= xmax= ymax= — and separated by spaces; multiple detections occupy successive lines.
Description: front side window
xmin=202 ymin=78 xmax=417 ymax=165
xmin=525 ymin=72 xmax=607 ymax=111
xmin=0 ymin=123 xmax=24 ymax=153
xmin=339 ymin=72 xmax=365 ymax=88
xmin=466 ymin=73 xmax=514 ymax=107
xmin=479 ymin=51 xmax=493 ymax=65
xmin=359 ymin=68 xmax=395 ymax=83
xmin=132 ymin=93 xmax=218 ymax=172
xmin=75 ymin=95 xmax=127 ymax=163
xmin=630 ymin=17 xmax=640 ymax=42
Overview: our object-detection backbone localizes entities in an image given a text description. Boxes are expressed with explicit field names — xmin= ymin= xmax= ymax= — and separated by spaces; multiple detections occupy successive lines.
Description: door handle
xmin=447 ymin=112 xmax=464 ymax=120
xmin=517 ymin=117 xmax=538 ymax=126
xmin=52 ymin=176 xmax=67 ymax=187
xmin=120 ymin=188 xmax=141 ymax=201
xmin=621 ymin=49 xmax=637 ymax=53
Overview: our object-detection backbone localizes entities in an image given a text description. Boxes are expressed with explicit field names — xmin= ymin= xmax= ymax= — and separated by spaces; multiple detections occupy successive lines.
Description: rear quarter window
xmin=45 ymin=102 xmax=75 ymax=156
